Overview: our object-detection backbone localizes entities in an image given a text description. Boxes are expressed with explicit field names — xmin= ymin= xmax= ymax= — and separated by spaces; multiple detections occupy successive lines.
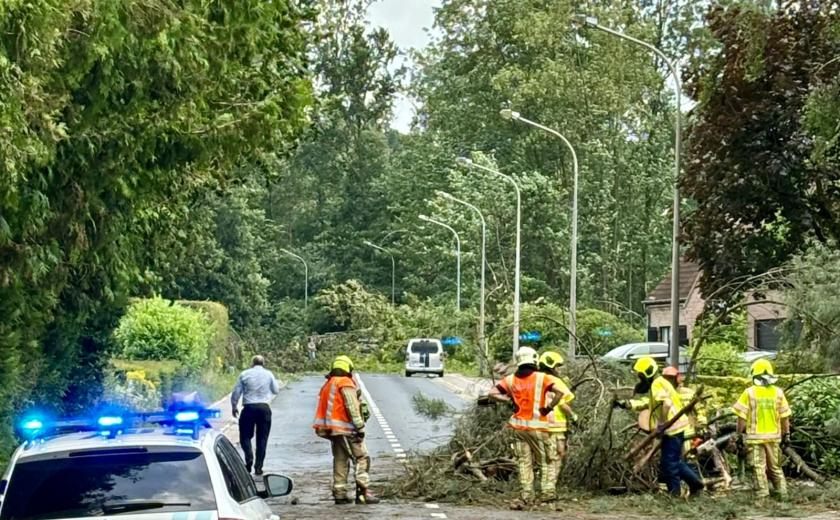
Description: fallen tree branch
xmin=623 ymin=386 xmax=705 ymax=462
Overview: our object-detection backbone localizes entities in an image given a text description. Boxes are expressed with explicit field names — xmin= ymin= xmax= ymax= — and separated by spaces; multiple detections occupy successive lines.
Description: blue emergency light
xmin=16 ymin=398 xmax=221 ymax=443
xmin=174 ymin=411 xmax=200 ymax=423
xmin=21 ymin=418 xmax=44 ymax=432
xmin=97 ymin=416 xmax=124 ymax=428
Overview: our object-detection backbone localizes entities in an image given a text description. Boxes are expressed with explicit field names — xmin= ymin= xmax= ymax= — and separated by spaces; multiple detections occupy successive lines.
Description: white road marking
xmin=430 ymin=513 xmax=447 ymax=518
xmin=356 ymin=374 xmax=408 ymax=462
xmin=424 ymin=504 xmax=440 ymax=509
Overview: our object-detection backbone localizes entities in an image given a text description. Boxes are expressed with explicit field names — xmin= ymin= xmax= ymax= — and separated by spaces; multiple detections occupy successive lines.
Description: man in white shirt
xmin=231 ymin=355 xmax=280 ymax=475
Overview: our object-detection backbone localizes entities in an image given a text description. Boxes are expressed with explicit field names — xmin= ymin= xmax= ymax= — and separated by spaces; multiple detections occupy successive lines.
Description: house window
xmin=658 ymin=326 xmax=688 ymax=347
xmin=756 ymin=319 xmax=783 ymax=351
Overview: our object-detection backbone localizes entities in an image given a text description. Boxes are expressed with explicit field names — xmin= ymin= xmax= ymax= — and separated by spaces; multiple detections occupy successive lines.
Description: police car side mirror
xmin=263 ymin=474 xmax=293 ymax=497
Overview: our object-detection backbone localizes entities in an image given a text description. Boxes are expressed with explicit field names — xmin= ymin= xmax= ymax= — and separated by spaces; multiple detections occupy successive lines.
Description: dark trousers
xmin=239 ymin=403 xmax=272 ymax=471
xmin=661 ymin=432 xmax=704 ymax=495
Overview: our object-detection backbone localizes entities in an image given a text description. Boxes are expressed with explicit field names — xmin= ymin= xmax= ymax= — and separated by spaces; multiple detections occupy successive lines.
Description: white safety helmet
xmin=515 ymin=346 xmax=539 ymax=367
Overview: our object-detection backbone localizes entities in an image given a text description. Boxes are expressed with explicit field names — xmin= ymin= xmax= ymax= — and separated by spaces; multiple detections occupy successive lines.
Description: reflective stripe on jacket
xmin=732 ymin=385 xmax=791 ymax=444
xmin=499 ymin=372 xmax=551 ymax=431
xmin=313 ymin=376 xmax=359 ymax=435
xmin=546 ymin=376 xmax=575 ymax=433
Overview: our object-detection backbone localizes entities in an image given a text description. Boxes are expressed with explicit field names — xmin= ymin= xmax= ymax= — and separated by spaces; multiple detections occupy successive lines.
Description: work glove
xmin=539 ymin=407 xmax=552 ymax=417
xmin=360 ymin=401 xmax=371 ymax=423
xmin=232 ymin=407 xmax=239 ymax=419
xmin=735 ymin=433 xmax=745 ymax=450
xmin=569 ymin=413 xmax=580 ymax=425
xmin=355 ymin=430 xmax=366 ymax=440
xmin=655 ymin=424 xmax=667 ymax=436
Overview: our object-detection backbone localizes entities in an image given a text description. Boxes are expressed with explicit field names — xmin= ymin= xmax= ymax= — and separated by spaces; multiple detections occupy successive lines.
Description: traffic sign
xmin=519 ymin=331 xmax=542 ymax=343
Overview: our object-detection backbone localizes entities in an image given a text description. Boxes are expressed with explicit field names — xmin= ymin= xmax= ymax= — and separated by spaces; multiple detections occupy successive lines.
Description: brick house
xmin=644 ymin=260 xmax=786 ymax=350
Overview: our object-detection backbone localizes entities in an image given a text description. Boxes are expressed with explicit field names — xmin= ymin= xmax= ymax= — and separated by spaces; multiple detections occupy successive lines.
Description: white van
xmin=404 ymin=338 xmax=445 ymax=377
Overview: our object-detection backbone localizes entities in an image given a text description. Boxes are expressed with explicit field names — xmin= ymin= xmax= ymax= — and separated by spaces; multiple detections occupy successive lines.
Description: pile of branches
xmin=391 ymin=359 xmax=659 ymax=502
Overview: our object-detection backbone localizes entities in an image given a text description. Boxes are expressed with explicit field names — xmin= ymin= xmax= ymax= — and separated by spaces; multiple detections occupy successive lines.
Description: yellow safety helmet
xmin=633 ymin=356 xmax=659 ymax=379
xmin=539 ymin=351 xmax=565 ymax=370
xmin=332 ymin=355 xmax=354 ymax=373
xmin=751 ymin=358 xmax=775 ymax=377
xmin=515 ymin=346 xmax=539 ymax=367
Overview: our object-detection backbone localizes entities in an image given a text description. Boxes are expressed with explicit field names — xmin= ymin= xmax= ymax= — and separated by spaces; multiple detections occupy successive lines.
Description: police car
xmin=0 ymin=407 xmax=292 ymax=520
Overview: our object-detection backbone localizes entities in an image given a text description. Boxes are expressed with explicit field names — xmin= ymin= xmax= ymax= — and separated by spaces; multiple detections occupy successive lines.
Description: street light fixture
xmin=418 ymin=214 xmax=461 ymax=311
xmin=500 ymin=108 xmax=580 ymax=358
xmin=436 ymin=190 xmax=488 ymax=375
xmin=576 ymin=14 xmax=683 ymax=368
xmin=280 ymin=248 xmax=309 ymax=309
xmin=456 ymin=157 xmax=522 ymax=355
xmin=363 ymin=240 xmax=396 ymax=305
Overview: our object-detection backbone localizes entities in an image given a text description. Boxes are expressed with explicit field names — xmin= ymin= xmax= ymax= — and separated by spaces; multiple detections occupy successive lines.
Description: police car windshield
xmin=0 ymin=449 xmax=216 ymax=520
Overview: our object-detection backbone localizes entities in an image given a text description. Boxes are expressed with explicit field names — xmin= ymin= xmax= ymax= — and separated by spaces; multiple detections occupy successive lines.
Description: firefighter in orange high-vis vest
xmin=732 ymin=359 xmax=791 ymax=500
xmin=537 ymin=351 xmax=577 ymax=490
xmin=488 ymin=347 xmax=564 ymax=509
xmin=313 ymin=356 xmax=380 ymax=505
xmin=616 ymin=357 xmax=704 ymax=497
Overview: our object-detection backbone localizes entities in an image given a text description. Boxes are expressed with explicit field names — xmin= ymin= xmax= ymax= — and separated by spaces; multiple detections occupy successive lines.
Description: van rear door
xmin=408 ymin=340 xmax=442 ymax=369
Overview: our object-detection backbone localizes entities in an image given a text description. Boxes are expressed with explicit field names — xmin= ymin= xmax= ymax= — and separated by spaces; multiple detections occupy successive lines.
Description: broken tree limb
xmin=632 ymin=440 xmax=661 ymax=472
xmin=623 ymin=386 xmax=705 ymax=462
xmin=784 ymin=445 xmax=827 ymax=485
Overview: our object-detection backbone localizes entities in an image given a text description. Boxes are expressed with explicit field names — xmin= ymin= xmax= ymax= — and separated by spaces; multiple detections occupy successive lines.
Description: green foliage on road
xmin=115 ymin=298 xmax=216 ymax=370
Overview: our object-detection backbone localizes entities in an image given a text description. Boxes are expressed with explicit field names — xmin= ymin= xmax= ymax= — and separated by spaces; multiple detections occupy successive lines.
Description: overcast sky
xmin=367 ymin=0 xmax=441 ymax=133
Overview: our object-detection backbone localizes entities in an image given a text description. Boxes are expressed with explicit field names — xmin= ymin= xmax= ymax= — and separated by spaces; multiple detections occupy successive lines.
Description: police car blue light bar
xmin=16 ymin=402 xmax=221 ymax=443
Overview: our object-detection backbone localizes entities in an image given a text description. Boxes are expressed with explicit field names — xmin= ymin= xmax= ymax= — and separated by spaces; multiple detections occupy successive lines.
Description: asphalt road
xmin=259 ymin=373 xmax=468 ymax=475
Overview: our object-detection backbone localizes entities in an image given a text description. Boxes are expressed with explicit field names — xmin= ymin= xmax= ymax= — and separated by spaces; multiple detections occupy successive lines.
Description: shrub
xmin=695 ymin=341 xmax=745 ymax=376
xmin=114 ymin=297 xmax=215 ymax=370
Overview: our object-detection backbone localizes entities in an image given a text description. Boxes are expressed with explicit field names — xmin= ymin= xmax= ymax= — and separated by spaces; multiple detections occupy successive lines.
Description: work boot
xmin=334 ymin=497 xmax=353 ymax=505
xmin=254 ymin=468 xmax=264 ymax=476
xmin=355 ymin=487 xmax=381 ymax=505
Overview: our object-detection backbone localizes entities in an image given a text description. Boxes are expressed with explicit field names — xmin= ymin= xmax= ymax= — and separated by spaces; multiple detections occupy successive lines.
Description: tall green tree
xmin=0 ymin=0 xmax=311 ymax=452
xmin=682 ymin=2 xmax=840 ymax=298
xmin=409 ymin=0 xmax=680 ymax=313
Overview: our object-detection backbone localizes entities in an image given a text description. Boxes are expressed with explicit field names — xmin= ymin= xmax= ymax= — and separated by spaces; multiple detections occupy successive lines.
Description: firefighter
xmin=313 ymin=356 xmax=380 ymax=505
xmin=537 ymin=351 xmax=577 ymax=489
xmin=733 ymin=359 xmax=791 ymax=500
xmin=617 ymin=357 xmax=704 ymax=497
xmin=488 ymin=346 xmax=563 ymax=508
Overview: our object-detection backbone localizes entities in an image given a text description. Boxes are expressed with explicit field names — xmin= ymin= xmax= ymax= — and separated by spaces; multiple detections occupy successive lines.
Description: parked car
xmin=602 ymin=342 xmax=688 ymax=369
xmin=405 ymin=338 xmax=445 ymax=377
xmin=740 ymin=350 xmax=777 ymax=363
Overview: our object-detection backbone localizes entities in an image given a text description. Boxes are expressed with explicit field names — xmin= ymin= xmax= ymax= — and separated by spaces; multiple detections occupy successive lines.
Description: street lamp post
xmin=280 ymin=248 xmax=309 ymax=309
xmin=436 ymin=190 xmax=488 ymax=376
xmin=363 ymin=240 xmax=396 ymax=305
xmin=419 ymin=215 xmax=461 ymax=311
xmin=578 ymin=15 xmax=683 ymax=368
xmin=456 ymin=157 xmax=522 ymax=356
xmin=500 ymin=109 xmax=580 ymax=358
